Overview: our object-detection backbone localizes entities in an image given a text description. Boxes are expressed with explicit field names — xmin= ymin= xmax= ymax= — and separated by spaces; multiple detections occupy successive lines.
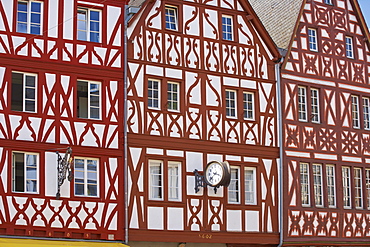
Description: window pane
xmin=77 ymin=81 xmax=88 ymax=118
xmin=13 ymin=152 xmax=25 ymax=192
xmin=11 ymin=72 xmax=24 ymax=111
xmin=90 ymin=10 xmax=100 ymax=21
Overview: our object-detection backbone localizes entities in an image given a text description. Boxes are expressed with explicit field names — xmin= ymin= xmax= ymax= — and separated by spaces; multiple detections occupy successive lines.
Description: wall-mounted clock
xmin=204 ymin=161 xmax=231 ymax=187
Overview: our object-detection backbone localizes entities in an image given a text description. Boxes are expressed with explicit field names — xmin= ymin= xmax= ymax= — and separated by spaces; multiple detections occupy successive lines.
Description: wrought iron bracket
xmin=56 ymin=147 xmax=73 ymax=200
xmin=193 ymin=169 xmax=219 ymax=194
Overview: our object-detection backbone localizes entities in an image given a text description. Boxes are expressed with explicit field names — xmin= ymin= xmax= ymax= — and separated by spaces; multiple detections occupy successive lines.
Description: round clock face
xmin=205 ymin=161 xmax=224 ymax=186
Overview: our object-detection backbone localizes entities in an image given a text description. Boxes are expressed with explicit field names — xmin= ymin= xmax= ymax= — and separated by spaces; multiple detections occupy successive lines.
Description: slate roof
xmin=248 ymin=0 xmax=303 ymax=50
xmin=128 ymin=0 xmax=146 ymax=8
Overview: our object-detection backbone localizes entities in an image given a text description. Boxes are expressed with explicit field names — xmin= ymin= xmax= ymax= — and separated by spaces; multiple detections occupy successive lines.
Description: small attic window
xmin=165 ymin=6 xmax=178 ymax=31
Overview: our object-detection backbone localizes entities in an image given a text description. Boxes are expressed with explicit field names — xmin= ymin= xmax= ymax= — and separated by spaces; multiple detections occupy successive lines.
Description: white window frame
xmin=222 ymin=15 xmax=233 ymax=41
xmin=244 ymin=167 xmax=256 ymax=205
xmin=77 ymin=80 xmax=101 ymax=120
xmin=12 ymin=151 xmax=39 ymax=193
xmin=228 ymin=166 xmax=240 ymax=204
xmin=345 ymin=36 xmax=354 ymax=59
xmin=310 ymin=88 xmax=320 ymax=123
xmin=226 ymin=89 xmax=237 ymax=118
xmin=308 ymin=28 xmax=318 ymax=52
xmin=342 ymin=167 xmax=351 ymax=208
xmin=324 ymin=0 xmax=333 ymax=5
xmin=168 ymin=161 xmax=181 ymax=201
xmin=243 ymin=92 xmax=254 ymax=120
xmin=300 ymin=162 xmax=310 ymax=206
xmin=165 ymin=6 xmax=178 ymax=31
xmin=298 ymin=86 xmax=307 ymax=121
xmin=17 ymin=0 xmax=43 ymax=35
xmin=148 ymin=79 xmax=160 ymax=110
xmin=326 ymin=164 xmax=336 ymax=208
xmin=167 ymin=82 xmax=179 ymax=112
xmin=354 ymin=168 xmax=363 ymax=209
xmin=11 ymin=72 xmax=37 ymax=113
xmin=366 ymin=169 xmax=370 ymax=209
xmin=149 ymin=160 xmax=163 ymax=200
xmin=74 ymin=157 xmax=99 ymax=197
xmin=312 ymin=164 xmax=323 ymax=207
xmin=363 ymin=97 xmax=370 ymax=130
xmin=352 ymin=95 xmax=360 ymax=128
xmin=77 ymin=7 xmax=101 ymax=43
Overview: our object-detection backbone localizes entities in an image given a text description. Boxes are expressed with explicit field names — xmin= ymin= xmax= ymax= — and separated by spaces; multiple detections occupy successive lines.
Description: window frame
xmin=326 ymin=164 xmax=336 ymax=208
xmin=310 ymin=88 xmax=320 ymax=123
xmin=298 ymin=86 xmax=308 ymax=121
xmin=354 ymin=167 xmax=363 ymax=209
xmin=12 ymin=151 xmax=39 ymax=193
xmin=11 ymin=71 xmax=37 ymax=113
xmin=363 ymin=97 xmax=370 ymax=130
xmin=167 ymin=81 xmax=180 ymax=112
xmin=300 ymin=162 xmax=310 ymax=206
xmin=74 ymin=157 xmax=99 ymax=197
xmin=16 ymin=0 xmax=43 ymax=35
xmin=243 ymin=92 xmax=255 ymax=120
xmin=148 ymin=79 xmax=161 ymax=110
xmin=149 ymin=160 xmax=163 ymax=201
xmin=312 ymin=163 xmax=324 ymax=207
xmin=228 ymin=166 xmax=240 ymax=204
xmin=366 ymin=169 xmax=370 ymax=210
xmin=345 ymin=36 xmax=354 ymax=59
xmin=222 ymin=15 xmax=233 ymax=41
xmin=308 ymin=28 xmax=318 ymax=52
xmin=351 ymin=95 xmax=360 ymax=129
xmin=324 ymin=0 xmax=333 ymax=5
xmin=342 ymin=167 xmax=351 ymax=209
xmin=225 ymin=89 xmax=237 ymax=118
xmin=244 ymin=167 xmax=257 ymax=205
xmin=77 ymin=80 xmax=101 ymax=120
xmin=77 ymin=7 xmax=101 ymax=43
xmin=165 ymin=5 xmax=178 ymax=31
xmin=168 ymin=161 xmax=181 ymax=201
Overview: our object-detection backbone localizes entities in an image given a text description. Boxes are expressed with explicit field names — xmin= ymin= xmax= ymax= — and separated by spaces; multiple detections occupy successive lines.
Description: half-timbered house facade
xmin=0 ymin=0 xmax=127 ymax=244
xmin=126 ymin=0 xmax=281 ymax=246
xmin=250 ymin=0 xmax=370 ymax=245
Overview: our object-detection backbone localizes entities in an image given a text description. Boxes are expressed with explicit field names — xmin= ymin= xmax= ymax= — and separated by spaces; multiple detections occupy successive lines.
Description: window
xmin=326 ymin=165 xmax=336 ymax=207
xmin=342 ymin=167 xmax=351 ymax=208
xmin=226 ymin=90 xmax=237 ymax=118
xmin=149 ymin=160 xmax=163 ymax=200
xmin=222 ymin=15 xmax=233 ymax=41
xmin=245 ymin=167 xmax=256 ymax=205
xmin=77 ymin=80 xmax=101 ymax=119
xmin=77 ymin=8 xmax=100 ymax=43
xmin=346 ymin=36 xmax=354 ymax=58
xmin=352 ymin=95 xmax=360 ymax=128
xmin=17 ymin=1 xmax=42 ymax=35
xmin=167 ymin=82 xmax=179 ymax=111
xmin=312 ymin=164 xmax=323 ymax=206
xmin=165 ymin=6 xmax=178 ymax=31
xmin=354 ymin=168 xmax=363 ymax=208
xmin=11 ymin=72 xmax=37 ymax=113
xmin=311 ymin=88 xmax=320 ymax=123
xmin=243 ymin=92 xmax=254 ymax=120
xmin=168 ymin=162 xmax=180 ymax=201
xmin=308 ymin=28 xmax=318 ymax=52
xmin=148 ymin=79 xmax=160 ymax=109
xmin=300 ymin=163 xmax=310 ymax=206
xmin=366 ymin=169 xmax=370 ymax=209
xmin=364 ymin=97 xmax=370 ymax=130
xmin=298 ymin=86 xmax=307 ymax=121
xmin=12 ymin=152 xmax=38 ymax=193
xmin=228 ymin=167 xmax=240 ymax=203
xmin=324 ymin=0 xmax=333 ymax=4
xmin=74 ymin=158 xmax=98 ymax=197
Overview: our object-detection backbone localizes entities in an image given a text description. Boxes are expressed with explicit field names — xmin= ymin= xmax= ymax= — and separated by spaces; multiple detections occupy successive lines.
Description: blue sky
xmin=358 ymin=0 xmax=370 ymax=27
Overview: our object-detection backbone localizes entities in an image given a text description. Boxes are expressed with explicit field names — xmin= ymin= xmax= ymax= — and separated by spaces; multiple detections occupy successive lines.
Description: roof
xmin=128 ymin=0 xmax=146 ymax=7
xmin=248 ymin=0 xmax=304 ymax=50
